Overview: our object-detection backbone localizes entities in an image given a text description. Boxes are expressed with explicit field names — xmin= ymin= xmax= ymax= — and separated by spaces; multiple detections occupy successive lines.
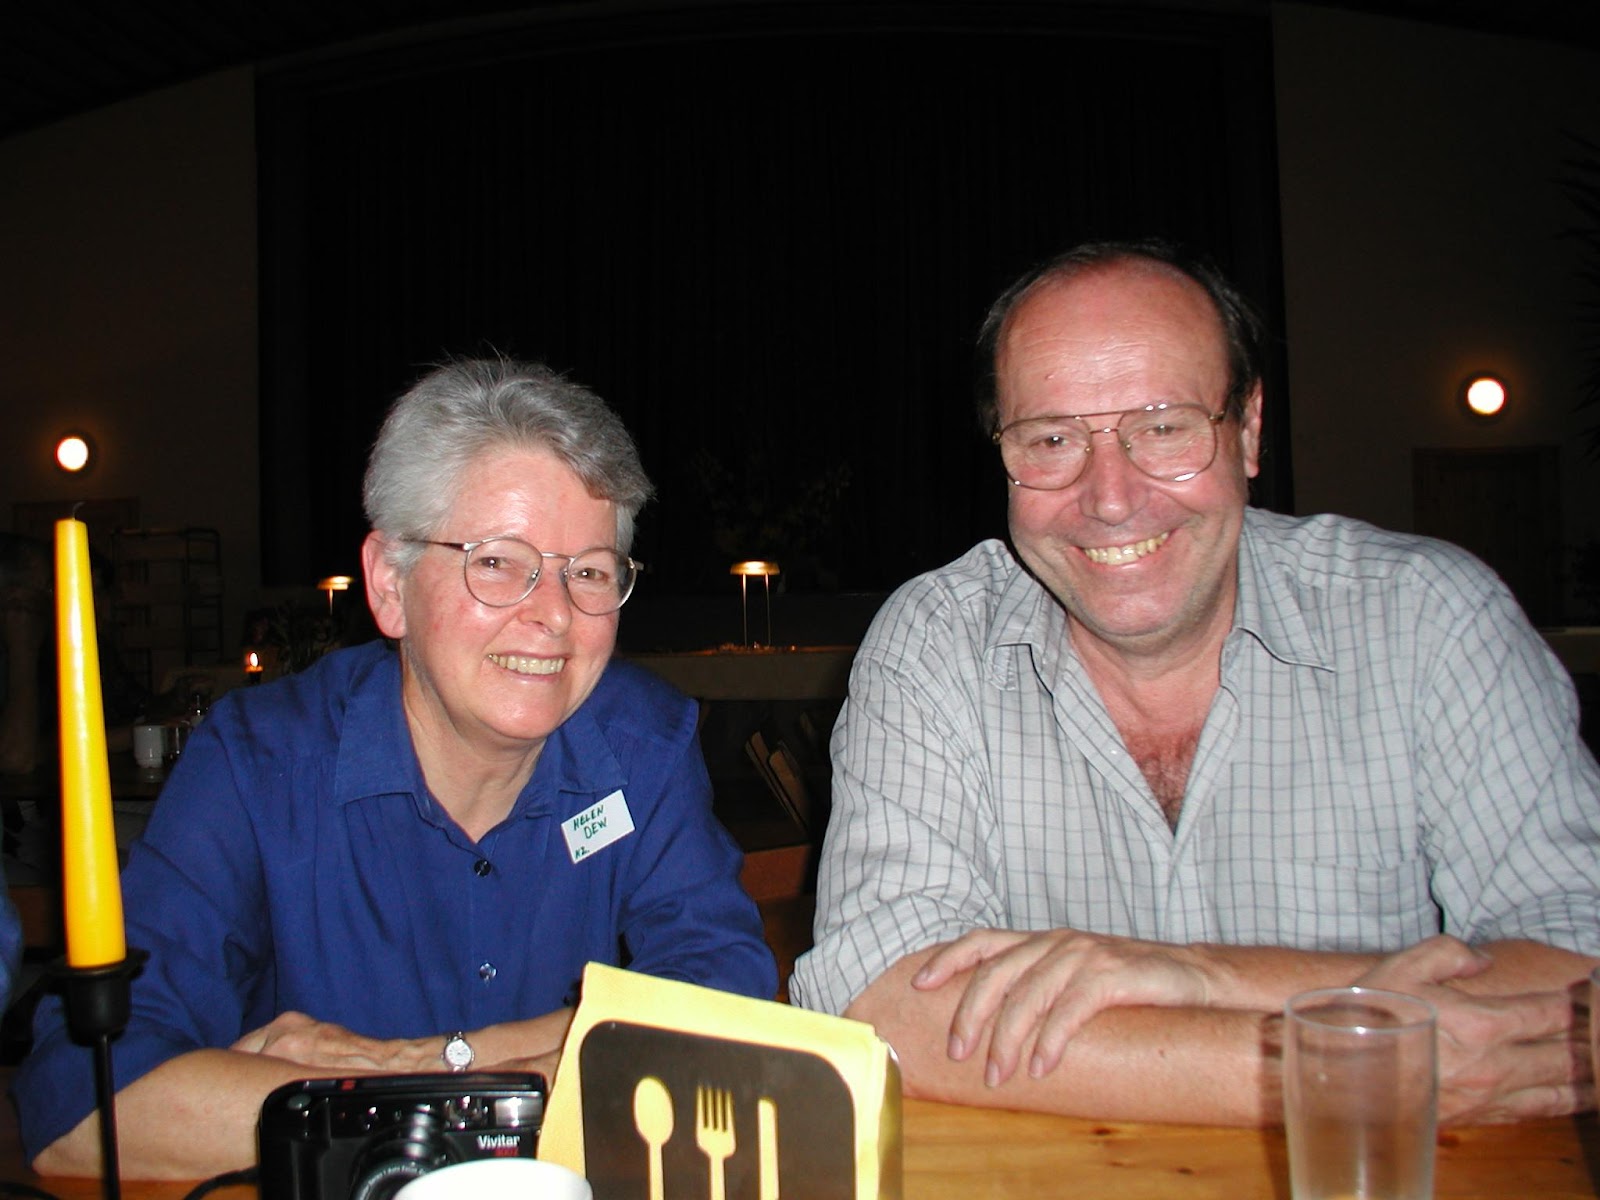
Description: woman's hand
xmin=232 ymin=1010 xmax=438 ymax=1074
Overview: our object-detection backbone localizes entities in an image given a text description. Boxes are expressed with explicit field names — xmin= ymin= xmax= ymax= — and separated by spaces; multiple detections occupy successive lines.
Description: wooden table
xmin=1 ymin=1089 xmax=1593 ymax=1199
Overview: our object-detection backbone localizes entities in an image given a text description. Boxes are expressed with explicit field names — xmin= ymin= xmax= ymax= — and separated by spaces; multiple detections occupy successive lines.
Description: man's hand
xmin=911 ymin=928 xmax=1228 ymax=1086
xmin=1355 ymin=936 xmax=1593 ymax=1124
xmin=232 ymin=1011 xmax=436 ymax=1074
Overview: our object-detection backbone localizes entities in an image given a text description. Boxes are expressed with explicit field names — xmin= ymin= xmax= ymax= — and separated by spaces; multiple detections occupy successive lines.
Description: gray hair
xmin=362 ymin=356 xmax=654 ymax=572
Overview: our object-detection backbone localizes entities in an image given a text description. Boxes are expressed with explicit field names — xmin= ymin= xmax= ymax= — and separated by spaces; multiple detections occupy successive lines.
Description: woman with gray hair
xmin=17 ymin=357 xmax=777 ymax=1179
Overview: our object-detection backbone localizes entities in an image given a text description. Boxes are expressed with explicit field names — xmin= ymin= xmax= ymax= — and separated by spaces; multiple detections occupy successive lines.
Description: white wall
xmin=0 ymin=69 xmax=261 ymax=651
xmin=1274 ymin=4 xmax=1600 ymax=572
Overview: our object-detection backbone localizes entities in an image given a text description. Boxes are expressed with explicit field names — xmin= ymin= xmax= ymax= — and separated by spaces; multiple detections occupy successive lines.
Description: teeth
xmin=1084 ymin=532 xmax=1169 ymax=565
xmin=487 ymin=653 xmax=564 ymax=676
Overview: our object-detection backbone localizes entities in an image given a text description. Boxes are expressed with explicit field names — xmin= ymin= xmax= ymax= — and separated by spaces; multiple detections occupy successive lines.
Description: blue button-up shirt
xmin=15 ymin=641 xmax=775 ymax=1158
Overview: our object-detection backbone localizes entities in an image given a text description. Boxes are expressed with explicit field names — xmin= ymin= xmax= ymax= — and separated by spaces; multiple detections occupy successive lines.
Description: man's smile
xmin=487 ymin=652 xmax=565 ymax=676
xmin=1082 ymin=531 xmax=1170 ymax=566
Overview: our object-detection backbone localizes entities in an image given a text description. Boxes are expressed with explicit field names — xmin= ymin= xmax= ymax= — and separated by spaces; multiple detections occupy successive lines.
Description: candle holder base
xmin=50 ymin=950 xmax=148 ymax=1045
xmin=48 ymin=951 xmax=147 ymax=1200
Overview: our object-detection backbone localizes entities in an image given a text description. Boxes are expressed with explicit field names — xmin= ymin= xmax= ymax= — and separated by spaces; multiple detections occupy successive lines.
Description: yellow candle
xmin=55 ymin=517 xmax=127 ymax=967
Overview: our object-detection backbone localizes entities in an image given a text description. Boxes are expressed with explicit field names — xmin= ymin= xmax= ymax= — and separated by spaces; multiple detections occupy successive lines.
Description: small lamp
xmin=316 ymin=574 xmax=354 ymax=615
xmin=54 ymin=432 xmax=93 ymax=473
xmin=730 ymin=561 xmax=780 ymax=647
xmin=1462 ymin=374 xmax=1507 ymax=419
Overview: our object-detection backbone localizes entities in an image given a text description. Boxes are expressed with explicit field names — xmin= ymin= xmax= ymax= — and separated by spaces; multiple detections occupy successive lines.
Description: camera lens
xmin=348 ymin=1106 xmax=459 ymax=1200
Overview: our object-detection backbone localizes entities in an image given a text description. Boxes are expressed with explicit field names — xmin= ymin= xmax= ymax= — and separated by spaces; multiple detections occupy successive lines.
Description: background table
xmin=624 ymin=647 xmax=851 ymax=863
xmin=624 ymin=646 xmax=855 ymax=702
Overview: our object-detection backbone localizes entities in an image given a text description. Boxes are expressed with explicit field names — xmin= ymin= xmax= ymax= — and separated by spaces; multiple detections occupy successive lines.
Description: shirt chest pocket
xmin=1245 ymin=854 xmax=1438 ymax=952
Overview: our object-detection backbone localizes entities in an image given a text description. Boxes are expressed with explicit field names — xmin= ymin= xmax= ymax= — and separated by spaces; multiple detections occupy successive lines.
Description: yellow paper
xmin=55 ymin=517 xmax=127 ymax=967
xmin=542 ymin=963 xmax=900 ymax=1200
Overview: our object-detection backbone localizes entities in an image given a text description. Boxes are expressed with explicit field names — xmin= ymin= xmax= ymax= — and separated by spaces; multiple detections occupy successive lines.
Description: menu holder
xmin=540 ymin=963 xmax=901 ymax=1200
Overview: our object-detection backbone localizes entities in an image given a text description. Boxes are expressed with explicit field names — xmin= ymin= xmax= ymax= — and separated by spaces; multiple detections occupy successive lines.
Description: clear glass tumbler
xmin=1284 ymin=986 xmax=1438 ymax=1200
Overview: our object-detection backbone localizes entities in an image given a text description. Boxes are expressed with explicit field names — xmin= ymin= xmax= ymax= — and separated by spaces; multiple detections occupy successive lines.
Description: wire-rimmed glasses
xmin=409 ymin=537 xmax=641 ymax=614
xmin=992 ymin=402 xmax=1228 ymax=491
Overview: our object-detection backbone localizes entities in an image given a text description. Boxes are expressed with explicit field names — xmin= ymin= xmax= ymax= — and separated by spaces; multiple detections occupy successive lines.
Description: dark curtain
xmin=259 ymin=3 xmax=1288 ymax=619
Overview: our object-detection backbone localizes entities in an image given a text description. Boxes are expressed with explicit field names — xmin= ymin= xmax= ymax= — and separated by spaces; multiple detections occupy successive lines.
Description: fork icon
xmin=694 ymin=1086 xmax=737 ymax=1200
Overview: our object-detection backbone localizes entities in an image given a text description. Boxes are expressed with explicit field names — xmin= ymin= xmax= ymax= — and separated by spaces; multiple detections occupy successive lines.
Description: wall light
xmin=1461 ymin=374 xmax=1507 ymax=419
xmin=54 ymin=432 xmax=94 ymax=473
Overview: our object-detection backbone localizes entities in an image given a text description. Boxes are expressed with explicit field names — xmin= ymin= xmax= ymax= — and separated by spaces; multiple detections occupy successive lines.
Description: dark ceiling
xmin=2 ymin=0 xmax=1597 ymax=143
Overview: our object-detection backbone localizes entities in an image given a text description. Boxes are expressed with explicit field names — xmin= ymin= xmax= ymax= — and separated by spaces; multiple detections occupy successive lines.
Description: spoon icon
xmin=632 ymin=1076 xmax=674 ymax=1200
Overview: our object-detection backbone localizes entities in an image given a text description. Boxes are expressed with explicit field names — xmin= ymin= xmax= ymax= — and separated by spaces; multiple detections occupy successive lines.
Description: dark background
xmin=5 ymin=1 xmax=1598 ymax=659
xmin=255 ymin=5 xmax=1289 ymax=597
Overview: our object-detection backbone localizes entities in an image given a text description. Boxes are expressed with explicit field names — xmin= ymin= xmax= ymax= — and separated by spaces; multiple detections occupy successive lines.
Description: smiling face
xmin=364 ymin=446 xmax=620 ymax=763
xmin=995 ymin=260 xmax=1262 ymax=663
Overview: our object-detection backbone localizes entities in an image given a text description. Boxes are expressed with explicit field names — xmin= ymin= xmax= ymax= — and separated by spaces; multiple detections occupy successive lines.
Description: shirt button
xmin=473 ymin=859 xmax=492 ymax=877
xmin=478 ymin=962 xmax=497 ymax=982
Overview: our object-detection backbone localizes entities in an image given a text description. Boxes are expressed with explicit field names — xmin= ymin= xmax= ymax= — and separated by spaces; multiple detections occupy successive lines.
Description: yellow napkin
xmin=540 ymin=963 xmax=901 ymax=1200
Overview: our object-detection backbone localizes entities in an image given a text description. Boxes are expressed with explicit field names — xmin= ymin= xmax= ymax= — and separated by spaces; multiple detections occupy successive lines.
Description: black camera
xmin=258 ymin=1072 xmax=546 ymax=1200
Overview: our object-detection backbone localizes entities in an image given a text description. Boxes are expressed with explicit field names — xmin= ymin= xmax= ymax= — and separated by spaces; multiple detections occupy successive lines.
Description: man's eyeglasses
xmin=408 ymin=537 xmax=641 ymax=615
xmin=992 ymin=403 xmax=1228 ymax=491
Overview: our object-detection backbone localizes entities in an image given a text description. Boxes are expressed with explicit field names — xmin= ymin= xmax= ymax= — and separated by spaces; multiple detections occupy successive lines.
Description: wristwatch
xmin=442 ymin=1030 xmax=475 ymax=1072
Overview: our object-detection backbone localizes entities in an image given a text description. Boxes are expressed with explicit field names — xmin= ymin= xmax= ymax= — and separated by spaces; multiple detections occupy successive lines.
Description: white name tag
xmin=561 ymin=790 xmax=635 ymax=864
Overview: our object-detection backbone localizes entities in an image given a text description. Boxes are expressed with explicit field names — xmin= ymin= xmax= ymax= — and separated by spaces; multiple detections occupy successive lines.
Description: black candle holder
xmin=48 ymin=949 xmax=148 ymax=1200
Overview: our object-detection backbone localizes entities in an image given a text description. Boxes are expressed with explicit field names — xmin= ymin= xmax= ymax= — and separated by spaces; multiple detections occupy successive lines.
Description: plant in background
xmin=690 ymin=445 xmax=853 ymax=591
xmin=246 ymin=601 xmax=345 ymax=675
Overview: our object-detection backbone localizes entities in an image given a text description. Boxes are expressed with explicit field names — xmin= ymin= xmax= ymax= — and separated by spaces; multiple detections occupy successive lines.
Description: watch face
xmin=444 ymin=1035 xmax=474 ymax=1070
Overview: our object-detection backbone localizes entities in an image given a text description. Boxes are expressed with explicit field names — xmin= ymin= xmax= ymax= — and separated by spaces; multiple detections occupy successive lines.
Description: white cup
xmin=131 ymin=723 xmax=168 ymax=769
xmin=395 ymin=1158 xmax=591 ymax=1200
xmin=1284 ymin=986 xmax=1438 ymax=1200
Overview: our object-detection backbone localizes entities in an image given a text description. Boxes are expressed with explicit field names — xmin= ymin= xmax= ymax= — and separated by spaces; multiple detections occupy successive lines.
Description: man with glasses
xmin=17 ymin=357 xmax=776 ymax=1178
xmin=791 ymin=240 xmax=1600 ymax=1125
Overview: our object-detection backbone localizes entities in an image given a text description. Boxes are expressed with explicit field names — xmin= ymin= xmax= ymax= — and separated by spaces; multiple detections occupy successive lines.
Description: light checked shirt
xmin=790 ymin=508 xmax=1600 ymax=1015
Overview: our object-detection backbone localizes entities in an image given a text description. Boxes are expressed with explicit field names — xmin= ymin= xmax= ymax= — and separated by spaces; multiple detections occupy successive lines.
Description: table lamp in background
xmin=316 ymin=573 xmax=354 ymax=615
xmin=730 ymin=561 xmax=779 ymax=647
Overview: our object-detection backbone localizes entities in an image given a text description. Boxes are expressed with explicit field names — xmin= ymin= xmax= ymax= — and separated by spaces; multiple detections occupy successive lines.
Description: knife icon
xmin=758 ymin=1096 xmax=779 ymax=1200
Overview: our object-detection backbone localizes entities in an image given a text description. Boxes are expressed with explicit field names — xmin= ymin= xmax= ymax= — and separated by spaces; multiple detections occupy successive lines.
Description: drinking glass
xmin=1591 ymin=966 xmax=1599 ymax=1094
xmin=1284 ymin=986 xmax=1438 ymax=1200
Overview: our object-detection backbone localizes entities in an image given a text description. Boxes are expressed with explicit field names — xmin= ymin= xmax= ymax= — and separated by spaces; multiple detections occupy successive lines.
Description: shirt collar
xmin=331 ymin=646 xmax=628 ymax=815
xmin=540 ymin=696 xmax=627 ymax=799
xmin=983 ymin=542 xmax=1073 ymax=688
xmin=1230 ymin=508 xmax=1334 ymax=671
xmin=978 ymin=512 xmax=1335 ymax=682
xmin=333 ymin=646 xmax=417 ymax=804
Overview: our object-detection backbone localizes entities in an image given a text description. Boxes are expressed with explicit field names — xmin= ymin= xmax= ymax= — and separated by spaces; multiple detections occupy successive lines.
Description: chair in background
xmin=744 ymin=728 xmax=812 ymax=838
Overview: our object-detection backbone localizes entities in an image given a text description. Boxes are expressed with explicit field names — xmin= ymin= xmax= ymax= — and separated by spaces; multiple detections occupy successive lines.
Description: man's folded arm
xmin=845 ymin=946 xmax=1283 ymax=1126
xmin=845 ymin=936 xmax=1597 ymax=1127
